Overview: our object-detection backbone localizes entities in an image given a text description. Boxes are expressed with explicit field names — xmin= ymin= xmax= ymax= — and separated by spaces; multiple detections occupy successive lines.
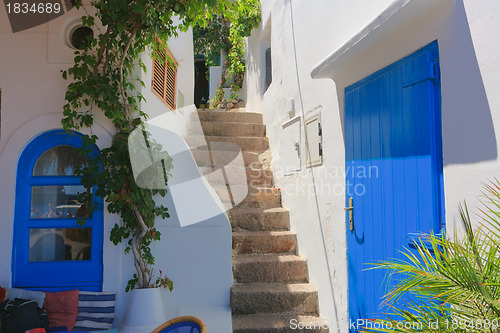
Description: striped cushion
xmin=73 ymin=291 xmax=115 ymax=331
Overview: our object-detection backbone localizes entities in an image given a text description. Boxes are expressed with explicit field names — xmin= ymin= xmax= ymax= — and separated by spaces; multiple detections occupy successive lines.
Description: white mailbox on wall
xmin=305 ymin=111 xmax=323 ymax=167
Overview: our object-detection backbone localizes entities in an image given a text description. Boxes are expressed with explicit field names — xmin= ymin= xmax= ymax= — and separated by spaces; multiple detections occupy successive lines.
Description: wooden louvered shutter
xmin=165 ymin=59 xmax=177 ymax=110
xmin=152 ymin=50 xmax=166 ymax=99
xmin=152 ymin=48 xmax=177 ymax=111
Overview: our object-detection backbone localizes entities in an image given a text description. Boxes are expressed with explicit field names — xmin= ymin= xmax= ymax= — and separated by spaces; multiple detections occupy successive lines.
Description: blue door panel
xmin=13 ymin=130 xmax=103 ymax=291
xmin=346 ymin=41 xmax=444 ymax=329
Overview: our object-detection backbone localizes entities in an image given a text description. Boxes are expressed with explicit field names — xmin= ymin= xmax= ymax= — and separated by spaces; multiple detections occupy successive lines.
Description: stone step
xmin=196 ymin=109 xmax=263 ymax=124
xmin=233 ymin=231 xmax=297 ymax=255
xmin=186 ymin=135 xmax=269 ymax=152
xmin=228 ymin=208 xmax=290 ymax=231
xmin=200 ymin=166 xmax=273 ymax=187
xmin=191 ymin=149 xmax=262 ymax=168
xmin=216 ymin=186 xmax=281 ymax=209
xmin=191 ymin=121 xmax=266 ymax=137
xmin=232 ymin=314 xmax=330 ymax=333
xmin=233 ymin=254 xmax=309 ymax=284
xmin=238 ymin=187 xmax=280 ymax=208
xmin=246 ymin=168 xmax=273 ymax=187
xmin=230 ymin=283 xmax=319 ymax=315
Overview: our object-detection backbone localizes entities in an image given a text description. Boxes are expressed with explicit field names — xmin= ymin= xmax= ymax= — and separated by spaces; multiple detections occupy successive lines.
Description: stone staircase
xmin=189 ymin=108 xmax=328 ymax=333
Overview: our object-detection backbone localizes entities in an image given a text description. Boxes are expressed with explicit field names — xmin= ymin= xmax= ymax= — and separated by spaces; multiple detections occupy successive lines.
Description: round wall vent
xmin=67 ymin=24 xmax=94 ymax=50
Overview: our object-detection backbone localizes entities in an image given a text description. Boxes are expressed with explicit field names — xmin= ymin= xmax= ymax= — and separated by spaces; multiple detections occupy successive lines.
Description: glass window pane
xmin=31 ymin=186 xmax=92 ymax=218
xmin=33 ymin=145 xmax=88 ymax=176
xmin=28 ymin=228 xmax=92 ymax=261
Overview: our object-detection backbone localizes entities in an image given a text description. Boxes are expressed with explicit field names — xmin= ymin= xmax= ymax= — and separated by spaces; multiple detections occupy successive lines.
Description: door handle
xmin=345 ymin=197 xmax=354 ymax=231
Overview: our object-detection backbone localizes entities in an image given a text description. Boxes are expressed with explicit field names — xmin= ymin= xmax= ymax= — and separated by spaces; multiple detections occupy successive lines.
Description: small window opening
xmin=265 ymin=47 xmax=272 ymax=92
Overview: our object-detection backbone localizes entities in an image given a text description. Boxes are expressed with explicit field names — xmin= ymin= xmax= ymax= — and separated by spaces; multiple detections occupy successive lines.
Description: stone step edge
xmin=198 ymin=108 xmax=254 ymax=113
xmin=187 ymin=135 xmax=269 ymax=141
xmin=227 ymin=208 xmax=291 ymax=232
xmin=228 ymin=207 xmax=289 ymax=213
xmin=232 ymin=230 xmax=296 ymax=237
xmin=197 ymin=165 xmax=273 ymax=173
xmin=233 ymin=253 xmax=305 ymax=262
xmin=197 ymin=120 xmax=266 ymax=126
xmin=195 ymin=116 xmax=263 ymax=125
xmin=231 ymin=282 xmax=317 ymax=293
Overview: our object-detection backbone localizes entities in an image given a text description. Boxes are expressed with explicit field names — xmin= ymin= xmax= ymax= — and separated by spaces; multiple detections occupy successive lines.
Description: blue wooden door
xmin=345 ymin=42 xmax=444 ymax=330
xmin=12 ymin=130 xmax=103 ymax=291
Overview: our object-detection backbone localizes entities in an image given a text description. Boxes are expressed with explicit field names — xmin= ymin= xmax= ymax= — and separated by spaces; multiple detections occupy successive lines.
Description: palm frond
xmin=363 ymin=180 xmax=500 ymax=332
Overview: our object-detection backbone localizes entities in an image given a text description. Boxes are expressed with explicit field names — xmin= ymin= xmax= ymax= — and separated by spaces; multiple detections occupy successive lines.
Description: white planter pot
xmin=119 ymin=288 xmax=166 ymax=333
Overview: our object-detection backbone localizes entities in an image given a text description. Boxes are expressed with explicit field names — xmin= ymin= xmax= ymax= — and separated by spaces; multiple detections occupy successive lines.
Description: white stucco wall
xmin=246 ymin=0 xmax=500 ymax=331
xmin=0 ymin=5 xmax=232 ymax=332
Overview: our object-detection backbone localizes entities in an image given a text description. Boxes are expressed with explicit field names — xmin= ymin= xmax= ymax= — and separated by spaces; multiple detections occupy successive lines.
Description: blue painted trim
xmin=12 ymin=129 xmax=104 ymax=291
xmin=29 ymin=176 xmax=85 ymax=185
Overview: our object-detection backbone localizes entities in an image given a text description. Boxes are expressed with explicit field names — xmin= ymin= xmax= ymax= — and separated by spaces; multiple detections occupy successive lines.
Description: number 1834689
xmin=6 ymin=2 xmax=62 ymax=14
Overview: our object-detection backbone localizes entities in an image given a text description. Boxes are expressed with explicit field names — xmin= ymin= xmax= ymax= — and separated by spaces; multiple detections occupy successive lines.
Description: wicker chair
xmin=151 ymin=316 xmax=207 ymax=333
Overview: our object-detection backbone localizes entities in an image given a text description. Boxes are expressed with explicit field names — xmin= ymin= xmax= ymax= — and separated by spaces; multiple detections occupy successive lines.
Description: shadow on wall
xmin=245 ymin=13 xmax=273 ymax=112
xmin=332 ymin=0 xmax=496 ymax=166
xmin=244 ymin=31 xmax=261 ymax=106
xmin=439 ymin=0 xmax=497 ymax=165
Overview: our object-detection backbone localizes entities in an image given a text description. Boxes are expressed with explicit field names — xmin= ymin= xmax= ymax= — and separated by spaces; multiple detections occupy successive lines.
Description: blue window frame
xmin=12 ymin=130 xmax=103 ymax=291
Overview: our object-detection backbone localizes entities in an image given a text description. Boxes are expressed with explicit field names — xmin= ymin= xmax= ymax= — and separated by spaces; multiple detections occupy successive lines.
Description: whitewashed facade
xmin=244 ymin=0 xmax=500 ymax=331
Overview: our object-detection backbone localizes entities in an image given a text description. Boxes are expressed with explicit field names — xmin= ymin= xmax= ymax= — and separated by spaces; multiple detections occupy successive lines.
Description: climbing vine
xmin=61 ymin=0 xmax=232 ymax=291
xmin=193 ymin=0 xmax=261 ymax=105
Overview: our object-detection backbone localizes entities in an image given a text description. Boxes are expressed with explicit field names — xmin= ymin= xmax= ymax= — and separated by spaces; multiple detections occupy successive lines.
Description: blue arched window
xmin=13 ymin=130 xmax=103 ymax=291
